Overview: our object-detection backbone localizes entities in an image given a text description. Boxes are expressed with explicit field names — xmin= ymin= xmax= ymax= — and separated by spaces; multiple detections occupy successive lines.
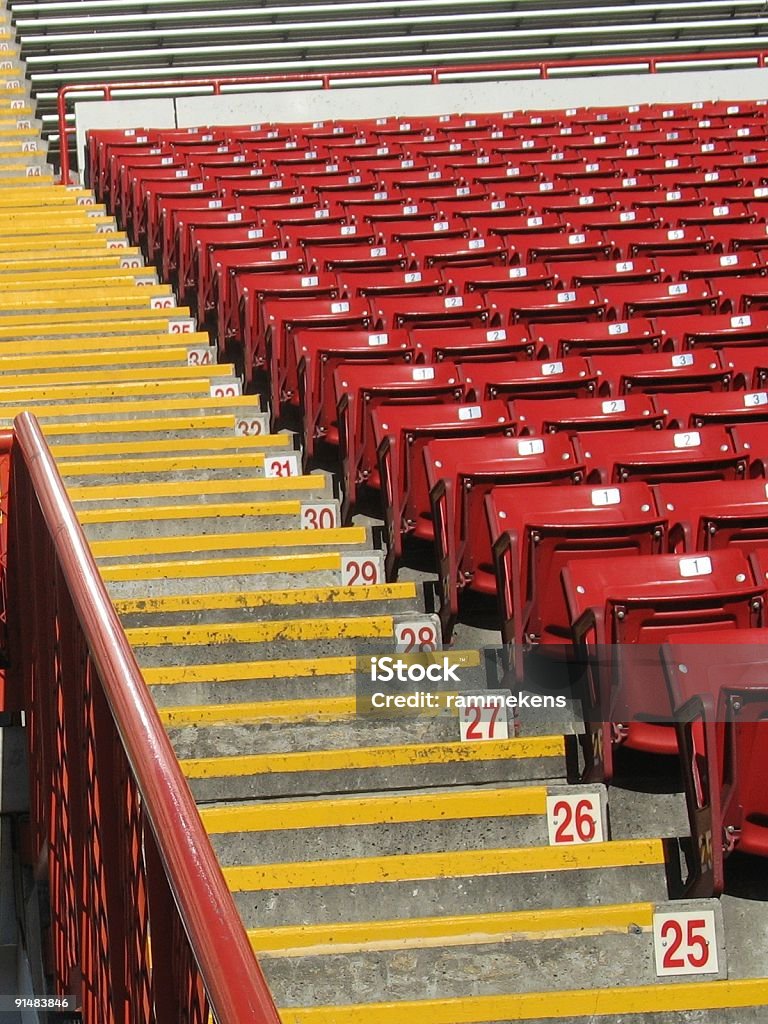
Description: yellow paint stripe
xmin=9 ymin=395 xmax=260 ymax=419
xmin=68 ymin=475 xmax=316 ymax=501
xmin=45 ymin=414 xmax=234 ymax=437
xmin=113 ymin=582 xmax=417 ymax=614
xmin=144 ymin=650 xmax=481 ymax=685
xmin=126 ymin=614 xmax=391 ymax=647
xmin=158 ymin=696 xmax=357 ymax=727
xmin=52 ymin=435 xmax=287 ymax=459
xmin=0 ymin=332 xmax=209 ymax=355
xmin=59 ymin=452 xmax=264 ymax=477
xmin=0 ymin=379 xmax=212 ymax=402
xmin=249 ymin=902 xmax=654 ymax=955
xmin=143 ymin=655 xmax=359 ymax=685
xmin=0 ymin=307 xmax=183 ymax=329
xmin=80 ymin=499 xmax=298 ymax=524
xmin=100 ymin=552 xmax=341 ymax=582
xmin=222 ymin=839 xmax=662 ymax=892
xmin=0 ymin=255 xmax=132 ymax=271
xmin=0 ymin=365 xmax=223 ymax=386
xmin=0 ymin=347 xmax=191 ymax=372
xmin=278 ymin=980 xmax=768 ymax=1023
xmin=181 ymin=735 xmax=565 ymax=779
xmin=202 ymin=786 xmax=548 ymax=834
xmin=0 ymin=291 xmax=170 ymax=312
xmin=93 ymin=527 xmax=365 ymax=558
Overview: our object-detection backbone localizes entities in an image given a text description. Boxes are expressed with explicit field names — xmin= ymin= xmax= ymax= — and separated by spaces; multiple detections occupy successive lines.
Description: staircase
xmin=2 ymin=6 xmax=768 ymax=1022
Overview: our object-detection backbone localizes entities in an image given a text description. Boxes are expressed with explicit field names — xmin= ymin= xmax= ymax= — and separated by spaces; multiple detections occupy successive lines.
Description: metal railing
xmin=3 ymin=412 xmax=281 ymax=1024
xmin=55 ymin=49 xmax=768 ymax=182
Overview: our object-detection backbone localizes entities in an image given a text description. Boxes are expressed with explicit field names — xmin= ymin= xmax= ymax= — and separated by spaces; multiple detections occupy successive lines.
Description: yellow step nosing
xmin=202 ymin=786 xmax=550 ymax=835
xmin=126 ymin=613 xmax=391 ymax=647
xmin=113 ymin=582 xmax=417 ymax=613
xmin=247 ymin=902 xmax=655 ymax=956
xmin=0 ymin=380 xmax=213 ymax=403
xmin=159 ymin=695 xmax=358 ymax=727
xmin=143 ymin=655 xmax=360 ymax=686
xmin=80 ymin=498 xmax=299 ymax=524
xmin=52 ymin=435 xmax=288 ymax=458
xmin=94 ymin=526 xmax=366 ymax=558
xmin=144 ymin=651 xmax=481 ymax=685
xmin=68 ymin=475 xmax=318 ymax=501
xmin=12 ymin=395 xmax=260 ymax=420
xmin=46 ymin=414 xmax=235 ymax=437
xmin=278 ymin=979 xmax=768 ymax=1023
xmin=100 ymin=552 xmax=343 ymax=582
xmin=0 ymin=364 xmax=226 ymax=387
xmin=222 ymin=839 xmax=663 ymax=892
xmin=180 ymin=735 xmax=565 ymax=778
xmin=59 ymin=452 xmax=264 ymax=477
xmin=0 ymin=347 xmax=193 ymax=372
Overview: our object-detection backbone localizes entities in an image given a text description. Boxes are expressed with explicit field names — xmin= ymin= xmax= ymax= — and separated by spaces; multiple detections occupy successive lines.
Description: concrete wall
xmin=73 ymin=66 xmax=768 ymax=179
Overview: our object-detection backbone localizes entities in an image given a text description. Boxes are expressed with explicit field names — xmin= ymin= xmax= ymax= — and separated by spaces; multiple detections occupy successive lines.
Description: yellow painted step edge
xmin=94 ymin=527 xmax=365 ymax=559
xmin=180 ymin=735 xmax=565 ymax=779
xmin=278 ymin=979 xmax=768 ymax=1023
xmin=222 ymin=839 xmax=663 ymax=891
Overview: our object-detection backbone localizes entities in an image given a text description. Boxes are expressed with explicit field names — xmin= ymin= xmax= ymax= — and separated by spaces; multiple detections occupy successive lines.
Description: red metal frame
xmin=3 ymin=413 xmax=280 ymax=1024
xmin=56 ymin=49 xmax=768 ymax=183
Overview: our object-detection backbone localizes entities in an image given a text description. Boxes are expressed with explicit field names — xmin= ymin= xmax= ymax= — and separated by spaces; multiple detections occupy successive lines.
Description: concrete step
xmin=69 ymin=473 xmax=331 ymax=510
xmin=94 ymin=526 xmax=369 ymax=566
xmin=0 ymin=395 xmax=263 ymax=423
xmin=59 ymin=452 xmax=292 ymax=485
xmin=51 ymin=433 xmax=291 ymax=463
xmin=81 ymin=495 xmax=338 ymax=540
xmin=273 ymin=983 xmax=768 ymax=1023
xmin=45 ymin=415 xmax=264 ymax=445
xmin=175 ymin=718 xmax=566 ymax=800
xmin=203 ymin=785 xmax=610 ymax=864
xmin=222 ymin=835 xmax=666 ymax=928
xmin=0 ymin=344 xmax=213 ymax=375
xmin=257 ymin=899 xmax=726 ymax=1004
xmin=114 ymin=580 xmax=419 ymax=627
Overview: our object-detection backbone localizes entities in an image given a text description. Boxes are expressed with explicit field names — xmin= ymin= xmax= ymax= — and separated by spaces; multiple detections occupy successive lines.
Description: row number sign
xmin=546 ymin=792 xmax=604 ymax=845
xmin=459 ymin=698 xmax=509 ymax=742
xmin=150 ymin=295 xmax=177 ymax=310
xmin=301 ymin=502 xmax=337 ymax=530
xmin=653 ymin=910 xmax=719 ymax=976
xmin=168 ymin=318 xmax=196 ymax=334
xmin=235 ymin=416 xmax=268 ymax=437
xmin=341 ymin=553 xmax=383 ymax=587
xmin=394 ymin=619 xmax=439 ymax=653
xmin=187 ymin=348 xmax=214 ymax=366
xmin=264 ymin=453 xmax=300 ymax=478
xmin=210 ymin=379 xmax=242 ymax=398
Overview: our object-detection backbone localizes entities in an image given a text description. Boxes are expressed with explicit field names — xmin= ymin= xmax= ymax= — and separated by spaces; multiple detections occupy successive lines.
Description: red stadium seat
xmin=662 ymin=633 xmax=768 ymax=894
xmin=511 ymin=393 xmax=664 ymax=434
xmin=488 ymin=482 xmax=665 ymax=675
xmin=598 ymin=279 xmax=719 ymax=319
xmin=658 ymin=311 xmax=768 ymax=352
xmin=533 ymin=318 xmax=663 ymax=358
xmin=372 ymin=400 xmax=515 ymax=577
xmin=563 ymin=549 xmax=764 ymax=778
xmin=460 ymin=356 xmax=597 ymax=402
xmin=654 ymin=479 xmax=768 ymax=553
xmin=591 ymin=348 xmax=730 ymax=395
xmin=443 ymin=263 xmax=556 ymax=294
xmin=424 ymin=433 xmax=584 ymax=637
xmin=334 ymin=361 xmax=465 ymax=517
xmin=295 ymin=328 xmax=413 ymax=458
xmin=548 ymin=256 xmax=659 ymax=289
xmin=657 ymin=389 xmax=768 ymax=429
xmin=492 ymin=286 xmax=607 ymax=325
xmin=413 ymin=324 xmax=535 ymax=363
xmin=574 ymin=424 xmax=746 ymax=483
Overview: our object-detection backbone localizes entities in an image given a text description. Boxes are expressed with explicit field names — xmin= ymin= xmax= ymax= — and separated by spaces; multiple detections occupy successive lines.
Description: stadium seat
xmin=591 ymin=348 xmax=731 ymax=395
xmin=295 ymin=328 xmax=414 ymax=458
xmin=334 ymin=361 xmax=465 ymax=517
xmin=533 ymin=318 xmax=663 ymax=358
xmin=372 ymin=400 xmax=515 ymax=577
xmin=411 ymin=324 xmax=535 ymax=363
xmin=562 ymin=549 xmax=764 ymax=779
xmin=511 ymin=394 xmax=664 ymax=434
xmin=424 ymin=433 xmax=584 ymax=637
xmin=460 ymin=356 xmax=597 ymax=402
xmin=655 ymin=479 xmax=768 ymax=553
xmin=574 ymin=424 xmax=746 ymax=484
xmin=662 ymin=632 xmax=768 ymax=894
xmin=598 ymin=279 xmax=719 ymax=319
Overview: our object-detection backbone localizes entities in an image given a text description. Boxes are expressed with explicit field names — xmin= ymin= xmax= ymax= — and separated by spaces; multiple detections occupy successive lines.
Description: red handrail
xmin=56 ymin=48 xmax=768 ymax=182
xmin=7 ymin=412 xmax=280 ymax=1024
